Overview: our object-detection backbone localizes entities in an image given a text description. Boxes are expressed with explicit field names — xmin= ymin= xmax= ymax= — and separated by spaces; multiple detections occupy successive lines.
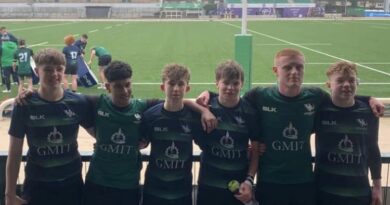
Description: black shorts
xmin=255 ymin=182 xmax=316 ymax=205
xmin=197 ymin=184 xmax=243 ymax=205
xmin=317 ymin=190 xmax=371 ymax=205
xmin=65 ymin=63 xmax=78 ymax=75
xmin=22 ymin=173 xmax=83 ymax=205
xmin=142 ymin=193 xmax=192 ymax=205
xmin=98 ymin=55 xmax=112 ymax=67
xmin=84 ymin=180 xmax=140 ymax=205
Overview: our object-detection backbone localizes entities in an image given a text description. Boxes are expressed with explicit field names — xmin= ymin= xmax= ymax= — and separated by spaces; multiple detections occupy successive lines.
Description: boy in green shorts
xmin=13 ymin=39 xmax=34 ymax=94
xmin=88 ymin=46 xmax=111 ymax=89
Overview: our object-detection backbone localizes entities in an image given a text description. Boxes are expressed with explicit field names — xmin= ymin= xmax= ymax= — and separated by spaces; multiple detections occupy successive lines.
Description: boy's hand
xmin=196 ymin=91 xmax=210 ymax=107
xmin=258 ymin=143 xmax=266 ymax=156
xmin=201 ymin=109 xmax=217 ymax=133
xmin=371 ymin=186 xmax=382 ymax=205
xmin=14 ymin=88 xmax=36 ymax=106
xmin=369 ymin=97 xmax=384 ymax=117
xmin=234 ymin=182 xmax=253 ymax=204
xmin=138 ymin=139 xmax=149 ymax=149
xmin=5 ymin=194 xmax=27 ymax=205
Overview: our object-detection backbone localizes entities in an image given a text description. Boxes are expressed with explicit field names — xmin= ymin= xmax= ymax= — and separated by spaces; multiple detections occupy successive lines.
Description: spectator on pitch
xmin=314 ymin=61 xmax=381 ymax=205
xmin=5 ymin=48 xmax=94 ymax=205
xmin=88 ymin=46 xmax=111 ymax=89
xmin=13 ymin=39 xmax=34 ymax=94
xmin=63 ymin=34 xmax=81 ymax=92
xmin=0 ymin=38 xmax=18 ymax=93
xmin=73 ymin=34 xmax=88 ymax=57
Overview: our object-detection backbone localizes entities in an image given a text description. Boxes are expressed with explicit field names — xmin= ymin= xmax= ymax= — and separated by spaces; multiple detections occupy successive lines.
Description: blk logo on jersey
xmin=30 ymin=114 xmax=45 ymax=120
xmin=98 ymin=110 xmax=110 ymax=117
xmin=262 ymin=106 xmax=277 ymax=113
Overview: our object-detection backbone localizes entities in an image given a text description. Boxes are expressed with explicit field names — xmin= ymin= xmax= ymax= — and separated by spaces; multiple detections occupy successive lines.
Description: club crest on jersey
xmin=234 ymin=116 xmax=245 ymax=125
xmin=165 ymin=141 xmax=179 ymax=159
xmin=220 ymin=131 xmax=234 ymax=149
xmin=111 ymin=128 xmax=126 ymax=144
xmin=356 ymin=118 xmax=367 ymax=127
xmin=181 ymin=124 xmax=191 ymax=133
xmin=338 ymin=135 xmax=353 ymax=152
xmin=47 ymin=127 xmax=63 ymax=144
xmin=134 ymin=113 xmax=142 ymax=121
xmin=282 ymin=122 xmax=298 ymax=140
xmin=64 ymin=109 xmax=76 ymax=118
xmin=304 ymin=103 xmax=315 ymax=115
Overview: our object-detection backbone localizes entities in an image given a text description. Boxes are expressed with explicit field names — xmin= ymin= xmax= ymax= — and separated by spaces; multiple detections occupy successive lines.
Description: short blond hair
xmin=274 ymin=48 xmax=305 ymax=66
xmin=34 ymin=48 xmax=66 ymax=67
xmin=161 ymin=63 xmax=190 ymax=83
xmin=326 ymin=61 xmax=357 ymax=78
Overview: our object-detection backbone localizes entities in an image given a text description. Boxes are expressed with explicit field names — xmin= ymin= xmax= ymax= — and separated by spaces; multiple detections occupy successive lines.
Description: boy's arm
xmin=81 ymin=95 xmax=99 ymax=138
xmin=368 ymin=117 xmax=382 ymax=205
xmin=183 ymin=99 xmax=217 ymax=133
xmin=5 ymin=136 xmax=27 ymax=205
xmin=87 ymin=49 xmax=95 ymax=65
xmin=355 ymin=96 xmax=384 ymax=117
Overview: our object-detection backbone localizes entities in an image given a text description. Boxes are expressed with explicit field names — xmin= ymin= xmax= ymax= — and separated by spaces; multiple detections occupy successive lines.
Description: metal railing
xmin=2 ymin=152 xmax=390 ymax=204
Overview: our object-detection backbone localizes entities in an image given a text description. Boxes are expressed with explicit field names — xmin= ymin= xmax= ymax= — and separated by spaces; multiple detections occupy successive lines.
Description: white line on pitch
xmin=307 ymin=62 xmax=390 ymax=65
xmin=257 ymin=43 xmax=332 ymax=46
xmin=105 ymin=26 xmax=112 ymax=29
xmin=220 ymin=21 xmax=390 ymax=77
xmin=89 ymin=29 xmax=99 ymax=33
xmin=9 ymin=22 xmax=77 ymax=32
xmin=28 ymin=42 xmax=48 ymax=48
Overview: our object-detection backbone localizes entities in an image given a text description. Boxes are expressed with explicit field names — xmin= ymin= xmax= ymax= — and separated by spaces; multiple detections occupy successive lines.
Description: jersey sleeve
xmin=79 ymin=95 xmax=95 ymax=129
xmin=243 ymin=87 xmax=259 ymax=109
xmin=8 ymin=105 xmax=27 ymax=138
xmin=367 ymin=115 xmax=381 ymax=180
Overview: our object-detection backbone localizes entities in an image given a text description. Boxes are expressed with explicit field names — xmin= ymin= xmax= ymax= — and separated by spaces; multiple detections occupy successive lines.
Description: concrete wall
xmin=0 ymin=3 xmax=160 ymax=18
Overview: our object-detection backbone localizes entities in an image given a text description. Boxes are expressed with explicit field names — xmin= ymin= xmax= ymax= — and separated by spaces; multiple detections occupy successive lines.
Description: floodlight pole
xmin=235 ymin=0 xmax=253 ymax=94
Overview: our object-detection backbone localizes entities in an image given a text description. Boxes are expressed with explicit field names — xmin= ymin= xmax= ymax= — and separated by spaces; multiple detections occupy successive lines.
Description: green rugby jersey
xmin=8 ymin=91 xmax=93 ymax=181
xmin=86 ymin=94 xmax=148 ymax=189
xmin=141 ymin=103 xmax=203 ymax=200
xmin=314 ymin=98 xmax=380 ymax=197
xmin=244 ymin=86 xmax=327 ymax=184
xmin=14 ymin=47 xmax=33 ymax=75
xmin=197 ymin=95 xmax=259 ymax=189
xmin=94 ymin=46 xmax=110 ymax=57
xmin=1 ymin=41 xmax=18 ymax=67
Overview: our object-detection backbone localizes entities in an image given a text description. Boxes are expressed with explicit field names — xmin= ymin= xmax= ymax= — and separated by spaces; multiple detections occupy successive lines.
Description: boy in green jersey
xmin=13 ymin=39 xmax=34 ymax=94
xmin=0 ymin=39 xmax=18 ymax=92
xmin=84 ymin=60 xmax=158 ymax=205
xmin=314 ymin=62 xmax=381 ymax=205
xmin=88 ymin=46 xmax=112 ymax=89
